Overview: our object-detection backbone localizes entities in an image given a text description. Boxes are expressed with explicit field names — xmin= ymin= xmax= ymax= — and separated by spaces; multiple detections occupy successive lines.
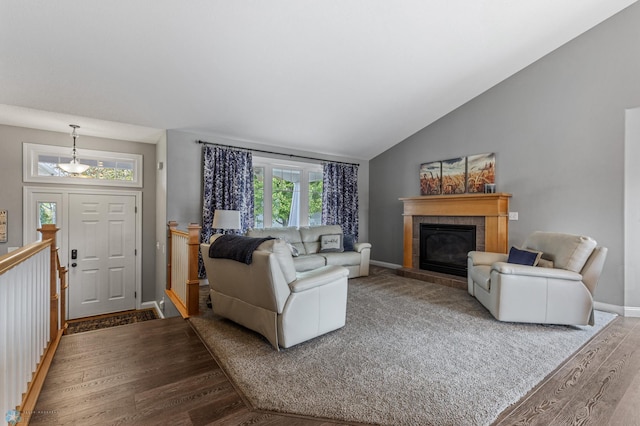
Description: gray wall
xmin=370 ymin=3 xmax=640 ymax=307
xmin=0 ymin=124 xmax=157 ymax=302
xmin=155 ymin=132 xmax=173 ymax=315
xmin=165 ymin=129 xmax=370 ymax=243
xmin=625 ymin=107 xmax=640 ymax=309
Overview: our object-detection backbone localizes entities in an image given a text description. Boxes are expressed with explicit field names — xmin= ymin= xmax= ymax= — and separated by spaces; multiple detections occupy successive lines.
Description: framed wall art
xmin=419 ymin=161 xmax=441 ymax=195
xmin=419 ymin=152 xmax=496 ymax=196
xmin=441 ymin=157 xmax=466 ymax=194
xmin=467 ymin=153 xmax=495 ymax=193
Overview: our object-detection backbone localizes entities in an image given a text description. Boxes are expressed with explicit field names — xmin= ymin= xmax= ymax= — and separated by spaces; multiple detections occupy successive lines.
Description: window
xmin=23 ymin=143 xmax=143 ymax=187
xmin=37 ymin=201 xmax=57 ymax=241
xmin=253 ymin=157 xmax=323 ymax=228
xmin=308 ymin=171 xmax=323 ymax=226
xmin=253 ymin=167 xmax=265 ymax=228
xmin=38 ymin=202 xmax=57 ymax=226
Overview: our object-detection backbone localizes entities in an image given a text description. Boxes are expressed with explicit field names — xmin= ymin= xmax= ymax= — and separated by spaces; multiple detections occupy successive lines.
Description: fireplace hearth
xmin=398 ymin=193 xmax=511 ymax=288
xmin=420 ymin=224 xmax=476 ymax=277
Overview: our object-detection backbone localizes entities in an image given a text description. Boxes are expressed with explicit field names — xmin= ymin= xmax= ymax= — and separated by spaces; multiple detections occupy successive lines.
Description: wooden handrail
xmin=0 ymin=240 xmax=51 ymax=275
xmin=166 ymin=221 xmax=201 ymax=318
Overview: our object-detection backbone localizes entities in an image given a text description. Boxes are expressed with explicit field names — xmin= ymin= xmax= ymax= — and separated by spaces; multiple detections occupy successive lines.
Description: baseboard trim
xmin=623 ymin=306 xmax=640 ymax=317
xmin=141 ymin=300 xmax=164 ymax=319
xmin=594 ymin=301 xmax=628 ymax=316
xmin=370 ymin=260 xmax=402 ymax=269
xmin=593 ymin=302 xmax=640 ymax=317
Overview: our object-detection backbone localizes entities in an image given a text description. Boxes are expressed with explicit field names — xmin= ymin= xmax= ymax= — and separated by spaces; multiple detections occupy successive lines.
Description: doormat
xmin=65 ymin=308 xmax=158 ymax=335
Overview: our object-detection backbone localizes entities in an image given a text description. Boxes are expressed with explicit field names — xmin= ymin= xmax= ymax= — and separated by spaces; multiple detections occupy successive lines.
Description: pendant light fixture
xmin=58 ymin=124 xmax=90 ymax=174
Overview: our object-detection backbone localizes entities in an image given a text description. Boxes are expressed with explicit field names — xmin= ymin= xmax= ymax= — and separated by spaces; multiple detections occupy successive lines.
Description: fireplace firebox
xmin=420 ymin=224 xmax=476 ymax=277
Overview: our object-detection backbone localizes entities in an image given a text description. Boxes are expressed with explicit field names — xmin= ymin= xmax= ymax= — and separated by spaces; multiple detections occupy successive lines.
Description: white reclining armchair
xmin=467 ymin=231 xmax=608 ymax=326
xmin=201 ymin=235 xmax=349 ymax=350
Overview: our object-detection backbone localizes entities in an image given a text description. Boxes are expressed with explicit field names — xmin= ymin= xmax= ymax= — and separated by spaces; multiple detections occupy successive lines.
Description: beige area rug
xmin=190 ymin=267 xmax=615 ymax=426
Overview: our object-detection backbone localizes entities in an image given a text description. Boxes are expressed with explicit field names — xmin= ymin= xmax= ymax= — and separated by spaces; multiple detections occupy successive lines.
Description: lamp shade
xmin=58 ymin=158 xmax=90 ymax=174
xmin=58 ymin=124 xmax=90 ymax=175
xmin=212 ymin=209 xmax=241 ymax=230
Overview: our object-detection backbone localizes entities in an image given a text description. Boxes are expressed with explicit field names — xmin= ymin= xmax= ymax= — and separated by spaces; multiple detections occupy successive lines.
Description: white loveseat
xmin=467 ymin=231 xmax=608 ymax=326
xmin=246 ymin=225 xmax=371 ymax=278
xmin=201 ymin=235 xmax=349 ymax=349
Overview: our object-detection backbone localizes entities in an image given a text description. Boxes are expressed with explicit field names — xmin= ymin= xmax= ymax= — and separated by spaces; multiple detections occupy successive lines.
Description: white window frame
xmin=23 ymin=142 xmax=143 ymax=188
xmin=253 ymin=156 xmax=323 ymax=228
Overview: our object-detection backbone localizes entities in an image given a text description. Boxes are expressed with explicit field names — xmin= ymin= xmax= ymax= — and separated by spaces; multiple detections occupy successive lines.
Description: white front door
xmin=68 ymin=193 xmax=136 ymax=319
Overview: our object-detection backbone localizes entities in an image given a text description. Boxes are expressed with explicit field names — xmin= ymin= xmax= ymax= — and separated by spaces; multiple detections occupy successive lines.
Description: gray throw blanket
xmin=208 ymin=234 xmax=274 ymax=264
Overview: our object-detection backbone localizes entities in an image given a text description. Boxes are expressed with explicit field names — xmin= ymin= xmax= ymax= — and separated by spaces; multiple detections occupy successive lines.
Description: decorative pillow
xmin=285 ymin=240 xmax=299 ymax=257
xmin=507 ymin=246 xmax=542 ymax=266
xmin=319 ymin=233 xmax=344 ymax=253
xmin=343 ymin=234 xmax=356 ymax=251
xmin=536 ymin=258 xmax=554 ymax=268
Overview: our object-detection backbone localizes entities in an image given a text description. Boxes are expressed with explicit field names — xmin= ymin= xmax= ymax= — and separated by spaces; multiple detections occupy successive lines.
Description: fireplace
xmin=399 ymin=194 xmax=510 ymax=288
xmin=420 ymin=224 xmax=476 ymax=277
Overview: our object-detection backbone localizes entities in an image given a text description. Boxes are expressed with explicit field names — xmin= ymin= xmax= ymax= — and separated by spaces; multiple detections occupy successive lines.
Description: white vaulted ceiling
xmin=0 ymin=0 xmax=636 ymax=159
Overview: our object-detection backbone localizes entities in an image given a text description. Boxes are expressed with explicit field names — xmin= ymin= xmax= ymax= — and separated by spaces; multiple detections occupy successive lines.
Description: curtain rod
xmin=196 ymin=140 xmax=359 ymax=166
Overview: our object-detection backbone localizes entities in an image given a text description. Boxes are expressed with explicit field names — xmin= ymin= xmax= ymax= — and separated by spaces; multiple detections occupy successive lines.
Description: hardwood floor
xmin=494 ymin=316 xmax=640 ymax=426
xmin=31 ymin=305 xmax=640 ymax=425
xmin=30 ymin=316 xmax=338 ymax=426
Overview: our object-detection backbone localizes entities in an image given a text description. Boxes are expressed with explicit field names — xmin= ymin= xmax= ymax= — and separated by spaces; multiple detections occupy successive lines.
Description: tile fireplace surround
xmin=398 ymin=193 xmax=511 ymax=288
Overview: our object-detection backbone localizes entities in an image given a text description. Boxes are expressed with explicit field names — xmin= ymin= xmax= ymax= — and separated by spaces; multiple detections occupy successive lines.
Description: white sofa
xmin=201 ymin=235 xmax=349 ymax=349
xmin=246 ymin=225 xmax=371 ymax=278
xmin=467 ymin=231 xmax=608 ymax=326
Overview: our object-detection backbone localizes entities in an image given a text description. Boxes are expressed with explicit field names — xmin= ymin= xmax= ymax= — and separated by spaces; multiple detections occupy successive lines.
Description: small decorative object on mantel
xmin=484 ymin=183 xmax=496 ymax=193
xmin=419 ymin=152 xmax=495 ymax=196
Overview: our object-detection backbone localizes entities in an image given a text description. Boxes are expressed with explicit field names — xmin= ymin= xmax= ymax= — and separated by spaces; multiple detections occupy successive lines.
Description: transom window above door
xmin=23 ymin=143 xmax=143 ymax=187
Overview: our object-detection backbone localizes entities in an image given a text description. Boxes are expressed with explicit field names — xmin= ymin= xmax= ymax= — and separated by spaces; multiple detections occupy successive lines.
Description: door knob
xmin=71 ymin=262 xmax=77 ymax=268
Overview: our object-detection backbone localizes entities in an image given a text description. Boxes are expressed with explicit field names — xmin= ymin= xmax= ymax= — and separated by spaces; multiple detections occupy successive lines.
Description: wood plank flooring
xmin=30 ymin=307 xmax=640 ymax=425
xmin=495 ymin=316 xmax=640 ymax=426
xmin=30 ymin=316 xmax=338 ymax=426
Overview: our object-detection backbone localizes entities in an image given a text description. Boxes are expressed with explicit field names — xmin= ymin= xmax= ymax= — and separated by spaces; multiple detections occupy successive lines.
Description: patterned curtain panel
xmin=322 ymin=162 xmax=359 ymax=240
xmin=200 ymin=145 xmax=253 ymax=276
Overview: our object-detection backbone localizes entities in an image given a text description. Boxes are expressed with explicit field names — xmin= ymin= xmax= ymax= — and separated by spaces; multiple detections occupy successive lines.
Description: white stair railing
xmin=0 ymin=224 xmax=66 ymax=425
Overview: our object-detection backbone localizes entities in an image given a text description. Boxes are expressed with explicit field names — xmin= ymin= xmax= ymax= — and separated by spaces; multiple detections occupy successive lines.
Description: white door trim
xmin=23 ymin=186 xmax=143 ymax=312
xmin=624 ymin=107 xmax=640 ymax=317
